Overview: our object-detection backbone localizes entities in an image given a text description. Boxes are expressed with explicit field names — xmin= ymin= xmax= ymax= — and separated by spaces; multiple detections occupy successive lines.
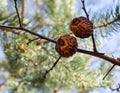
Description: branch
xmin=103 ymin=64 xmax=115 ymax=80
xmin=81 ymin=0 xmax=89 ymax=19
xmin=42 ymin=56 xmax=62 ymax=81
xmin=81 ymin=0 xmax=98 ymax=53
xmin=81 ymin=0 xmax=120 ymax=79
xmin=0 ymin=25 xmax=120 ymax=66
xmin=27 ymin=37 xmax=40 ymax=45
xmin=77 ymin=49 xmax=120 ymax=66
xmin=110 ymin=84 xmax=120 ymax=92
xmin=94 ymin=15 xmax=120 ymax=29
xmin=0 ymin=25 xmax=56 ymax=43
xmin=14 ymin=0 xmax=22 ymax=27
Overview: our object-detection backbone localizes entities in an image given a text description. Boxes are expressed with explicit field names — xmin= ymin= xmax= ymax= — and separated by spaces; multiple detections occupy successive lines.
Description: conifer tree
xmin=0 ymin=0 xmax=120 ymax=92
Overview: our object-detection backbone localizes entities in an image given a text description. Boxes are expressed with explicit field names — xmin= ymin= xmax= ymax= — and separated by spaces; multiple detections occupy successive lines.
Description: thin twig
xmin=103 ymin=55 xmax=117 ymax=80
xmin=0 ymin=25 xmax=56 ymax=43
xmin=14 ymin=0 xmax=22 ymax=27
xmin=103 ymin=64 xmax=115 ymax=80
xmin=42 ymin=56 xmax=62 ymax=81
xmin=81 ymin=0 xmax=98 ymax=52
xmin=81 ymin=0 xmax=89 ymax=19
xmin=94 ymin=14 xmax=120 ymax=29
xmin=77 ymin=48 xmax=120 ymax=66
xmin=91 ymin=35 xmax=98 ymax=52
xmin=27 ymin=37 xmax=40 ymax=45
xmin=110 ymin=84 xmax=120 ymax=92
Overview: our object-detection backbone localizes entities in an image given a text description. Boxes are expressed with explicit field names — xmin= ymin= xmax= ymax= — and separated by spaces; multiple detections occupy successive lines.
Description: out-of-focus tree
xmin=0 ymin=0 xmax=120 ymax=93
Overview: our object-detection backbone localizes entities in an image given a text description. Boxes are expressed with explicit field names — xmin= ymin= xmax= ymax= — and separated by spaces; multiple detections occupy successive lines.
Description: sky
xmin=75 ymin=0 xmax=120 ymax=20
xmin=0 ymin=46 xmax=6 ymax=62
xmin=0 ymin=0 xmax=120 ymax=93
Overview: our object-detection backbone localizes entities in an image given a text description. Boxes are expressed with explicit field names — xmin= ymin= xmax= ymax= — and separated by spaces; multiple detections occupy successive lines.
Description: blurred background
xmin=0 ymin=0 xmax=120 ymax=93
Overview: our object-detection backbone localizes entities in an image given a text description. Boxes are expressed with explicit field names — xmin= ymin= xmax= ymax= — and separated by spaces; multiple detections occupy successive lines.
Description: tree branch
xmin=77 ymin=49 xmax=120 ymax=66
xmin=81 ymin=0 xmax=98 ymax=53
xmin=42 ymin=56 xmax=62 ymax=81
xmin=94 ymin=15 xmax=120 ymax=29
xmin=0 ymin=25 xmax=120 ymax=66
xmin=110 ymin=84 xmax=120 ymax=92
xmin=81 ymin=0 xmax=89 ymax=19
xmin=14 ymin=0 xmax=22 ymax=27
xmin=0 ymin=25 xmax=56 ymax=43
xmin=27 ymin=37 xmax=40 ymax=45
xmin=103 ymin=64 xmax=115 ymax=80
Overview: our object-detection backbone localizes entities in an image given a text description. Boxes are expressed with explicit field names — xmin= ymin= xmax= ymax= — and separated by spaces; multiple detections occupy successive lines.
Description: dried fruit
xmin=55 ymin=35 xmax=78 ymax=57
xmin=70 ymin=16 xmax=93 ymax=38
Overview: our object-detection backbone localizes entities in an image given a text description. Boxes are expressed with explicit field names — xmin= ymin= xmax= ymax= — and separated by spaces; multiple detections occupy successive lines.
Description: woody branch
xmin=81 ymin=0 xmax=98 ymax=53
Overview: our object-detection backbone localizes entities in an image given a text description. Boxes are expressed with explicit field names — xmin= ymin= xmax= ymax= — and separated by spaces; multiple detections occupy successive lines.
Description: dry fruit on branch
xmin=70 ymin=16 xmax=93 ymax=38
xmin=55 ymin=35 xmax=78 ymax=57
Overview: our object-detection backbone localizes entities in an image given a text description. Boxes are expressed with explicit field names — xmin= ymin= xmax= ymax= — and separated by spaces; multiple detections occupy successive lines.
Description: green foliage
xmin=92 ymin=2 xmax=120 ymax=37
xmin=0 ymin=0 xmax=119 ymax=92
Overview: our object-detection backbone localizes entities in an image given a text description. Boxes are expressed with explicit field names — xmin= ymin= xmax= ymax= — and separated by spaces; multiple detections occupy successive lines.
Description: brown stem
xmin=110 ymin=84 xmax=120 ymax=92
xmin=27 ymin=37 xmax=40 ymax=45
xmin=77 ymin=48 xmax=120 ymax=66
xmin=14 ymin=0 xmax=22 ymax=27
xmin=94 ymin=15 xmax=120 ymax=29
xmin=81 ymin=0 xmax=89 ymax=19
xmin=81 ymin=0 xmax=98 ymax=52
xmin=0 ymin=25 xmax=56 ymax=43
xmin=103 ymin=64 xmax=116 ymax=80
xmin=91 ymin=34 xmax=97 ymax=52
xmin=42 ymin=56 xmax=62 ymax=81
